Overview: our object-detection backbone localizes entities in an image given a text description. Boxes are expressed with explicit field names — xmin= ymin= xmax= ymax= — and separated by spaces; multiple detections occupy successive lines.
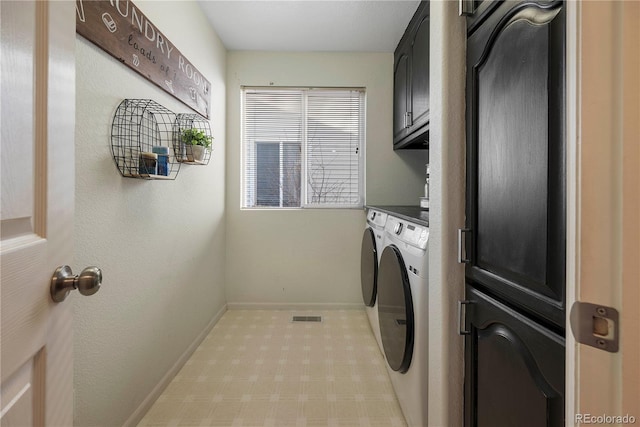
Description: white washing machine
xmin=377 ymin=215 xmax=429 ymax=427
xmin=360 ymin=208 xmax=387 ymax=354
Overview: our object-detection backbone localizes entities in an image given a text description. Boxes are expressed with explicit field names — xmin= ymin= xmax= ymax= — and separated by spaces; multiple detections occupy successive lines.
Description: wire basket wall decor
xmin=173 ymin=113 xmax=213 ymax=165
xmin=111 ymin=99 xmax=180 ymax=180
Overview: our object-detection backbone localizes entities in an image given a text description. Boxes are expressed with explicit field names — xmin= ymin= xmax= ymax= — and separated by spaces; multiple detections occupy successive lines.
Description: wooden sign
xmin=76 ymin=0 xmax=211 ymax=118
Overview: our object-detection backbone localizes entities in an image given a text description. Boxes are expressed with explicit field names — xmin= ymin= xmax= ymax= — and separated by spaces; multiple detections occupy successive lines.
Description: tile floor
xmin=138 ymin=310 xmax=407 ymax=427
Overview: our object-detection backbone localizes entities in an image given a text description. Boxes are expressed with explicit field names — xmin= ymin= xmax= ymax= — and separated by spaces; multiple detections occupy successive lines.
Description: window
xmin=242 ymin=87 xmax=364 ymax=209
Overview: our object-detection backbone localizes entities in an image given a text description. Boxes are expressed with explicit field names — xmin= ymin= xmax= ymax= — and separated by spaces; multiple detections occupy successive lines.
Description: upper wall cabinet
xmin=393 ymin=1 xmax=430 ymax=150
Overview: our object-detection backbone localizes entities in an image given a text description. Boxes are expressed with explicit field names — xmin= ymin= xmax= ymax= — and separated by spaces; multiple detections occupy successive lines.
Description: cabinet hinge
xmin=458 ymin=228 xmax=471 ymax=264
xmin=459 ymin=0 xmax=474 ymax=16
xmin=405 ymin=111 xmax=413 ymax=129
xmin=458 ymin=300 xmax=472 ymax=335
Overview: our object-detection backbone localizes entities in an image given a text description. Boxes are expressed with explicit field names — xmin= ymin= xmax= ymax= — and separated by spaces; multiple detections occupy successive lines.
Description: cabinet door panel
xmin=410 ymin=13 xmax=430 ymax=131
xmin=464 ymin=286 xmax=565 ymax=427
xmin=477 ymin=15 xmax=549 ymax=286
xmin=393 ymin=52 xmax=410 ymax=143
xmin=466 ymin=0 xmax=502 ymax=35
xmin=393 ymin=1 xmax=430 ymax=149
xmin=466 ymin=0 xmax=566 ymax=327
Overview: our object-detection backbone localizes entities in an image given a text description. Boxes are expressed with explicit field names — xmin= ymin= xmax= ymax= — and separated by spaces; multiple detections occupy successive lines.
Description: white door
xmin=1 ymin=1 xmax=76 ymax=425
xmin=566 ymin=1 xmax=640 ymax=424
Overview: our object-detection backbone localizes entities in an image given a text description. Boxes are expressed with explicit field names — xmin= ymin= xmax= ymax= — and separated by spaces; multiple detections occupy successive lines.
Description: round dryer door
xmin=360 ymin=227 xmax=378 ymax=307
xmin=377 ymin=245 xmax=414 ymax=373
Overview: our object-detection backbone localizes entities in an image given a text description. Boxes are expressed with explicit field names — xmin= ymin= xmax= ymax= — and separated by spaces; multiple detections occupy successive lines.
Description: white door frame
xmin=566 ymin=1 xmax=639 ymax=424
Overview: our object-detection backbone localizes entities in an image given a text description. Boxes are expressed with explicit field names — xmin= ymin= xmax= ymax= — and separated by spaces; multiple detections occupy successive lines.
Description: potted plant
xmin=181 ymin=128 xmax=212 ymax=162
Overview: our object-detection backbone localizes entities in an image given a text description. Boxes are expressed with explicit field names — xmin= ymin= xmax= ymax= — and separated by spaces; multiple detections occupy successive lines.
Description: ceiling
xmin=198 ymin=0 xmax=421 ymax=52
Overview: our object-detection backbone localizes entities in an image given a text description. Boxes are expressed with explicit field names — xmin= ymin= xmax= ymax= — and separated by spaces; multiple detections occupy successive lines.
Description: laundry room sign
xmin=76 ymin=0 xmax=211 ymax=118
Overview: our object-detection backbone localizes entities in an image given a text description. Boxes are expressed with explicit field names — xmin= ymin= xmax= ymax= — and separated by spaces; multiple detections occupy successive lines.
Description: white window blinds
xmin=243 ymin=90 xmax=302 ymax=208
xmin=242 ymin=88 xmax=364 ymax=209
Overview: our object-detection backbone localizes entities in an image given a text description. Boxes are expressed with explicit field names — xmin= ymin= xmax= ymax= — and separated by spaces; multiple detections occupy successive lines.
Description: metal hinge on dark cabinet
xmin=458 ymin=300 xmax=473 ymax=335
xmin=458 ymin=228 xmax=471 ymax=264
xmin=404 ymin=112 xmax=413 ymax=129
xmin=459 ymin=0 xmax=475 ymax=16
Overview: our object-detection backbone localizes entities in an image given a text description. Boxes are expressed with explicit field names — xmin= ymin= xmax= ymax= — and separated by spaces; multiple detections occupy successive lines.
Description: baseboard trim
xmin=123 ymin=304 xmax=227 ymax=427
xmin=226 ymin=302 xmax=364 ymax=311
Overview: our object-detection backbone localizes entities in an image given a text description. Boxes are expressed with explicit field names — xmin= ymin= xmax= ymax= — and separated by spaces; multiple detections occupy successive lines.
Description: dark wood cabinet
xmin=463 ymin=286 xmax=565 ymax=427
xmin=463 ymin=1 xmax=566 ymax=425
xmin=465 ymin=0 xmax=566 ymax=328
xmin=394 ymin=46 xmax=410 ymax=144
xmin=393 ymin=1 xmax=430 ymax=149
xmin=464 ymin=0 xmax=501 ymax=35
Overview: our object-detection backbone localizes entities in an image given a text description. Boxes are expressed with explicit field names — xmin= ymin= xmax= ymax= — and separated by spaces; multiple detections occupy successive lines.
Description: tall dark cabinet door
xmin=409 ymin=11 xmax=430 ymax=133
xmin=465 ymin=0 xmax=566 ymax=328
xmin=393 ymin=49 xmax=410 ymax=143
xmin=464 ymin=286 xmax=565 ymax=427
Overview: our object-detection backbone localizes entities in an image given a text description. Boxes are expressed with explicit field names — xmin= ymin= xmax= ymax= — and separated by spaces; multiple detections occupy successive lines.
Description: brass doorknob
xmin=50 ymin=265 xmax=103 ymax=303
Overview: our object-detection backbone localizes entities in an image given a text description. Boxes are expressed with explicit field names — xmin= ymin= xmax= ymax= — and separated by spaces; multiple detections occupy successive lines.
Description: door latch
xmin=569 ymin=302 xmax=619 ymax=353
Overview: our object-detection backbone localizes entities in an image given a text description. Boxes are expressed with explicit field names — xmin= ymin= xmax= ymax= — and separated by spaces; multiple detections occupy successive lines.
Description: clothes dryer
xmin=360 ymin=208 xmax=387 ymax=354
xmin=377 ymin=215 xmax=429 ymax=427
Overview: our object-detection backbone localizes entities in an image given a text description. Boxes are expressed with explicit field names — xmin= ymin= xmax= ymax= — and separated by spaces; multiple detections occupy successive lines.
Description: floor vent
xmin=291 ymin=315 xmax=322 ymax=323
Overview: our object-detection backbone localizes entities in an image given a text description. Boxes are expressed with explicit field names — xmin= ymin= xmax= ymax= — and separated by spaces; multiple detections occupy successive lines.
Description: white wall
xmin=427 ymin=2 xmax=466 ymax=427
xmin=225 ymin=52 xmax=427 ymax=307
xmin=73 ymin=2 xmax=226 ymax=426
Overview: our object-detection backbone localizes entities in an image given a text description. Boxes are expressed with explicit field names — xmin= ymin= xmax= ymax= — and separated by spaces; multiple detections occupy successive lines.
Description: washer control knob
xmin=394 ymin=222 xmax=403 ymax=235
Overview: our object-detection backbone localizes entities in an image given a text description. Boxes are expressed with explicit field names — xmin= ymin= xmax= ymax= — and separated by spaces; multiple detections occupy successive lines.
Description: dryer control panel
xmin=367 ymin=209 xmax=388 ymax=228
xmin=385 ymin=217 xmax=428 ymax=250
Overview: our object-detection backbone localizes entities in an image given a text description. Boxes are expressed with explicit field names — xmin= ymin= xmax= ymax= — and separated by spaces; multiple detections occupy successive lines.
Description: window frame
xmin=241 ymin=86 xmax=366 ymax=210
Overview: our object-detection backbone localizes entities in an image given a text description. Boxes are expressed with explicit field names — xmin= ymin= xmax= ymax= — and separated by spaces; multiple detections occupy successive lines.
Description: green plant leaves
xmin=181 ymin=128 xmax=212 ymax=148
